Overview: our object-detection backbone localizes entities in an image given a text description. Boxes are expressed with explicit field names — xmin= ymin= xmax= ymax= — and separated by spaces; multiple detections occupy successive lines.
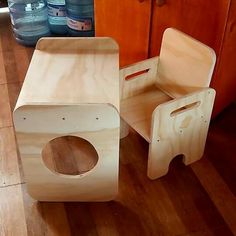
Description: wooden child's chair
xmin=13 ymin=37 xmax=120 ymax=201
xmin=120 ymin=28 xmax=216 ymax=179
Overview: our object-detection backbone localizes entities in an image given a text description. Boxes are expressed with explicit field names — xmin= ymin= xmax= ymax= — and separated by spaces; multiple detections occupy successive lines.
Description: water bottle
xmin=47 ymin=0 xmax=67 ymax=35
xmin=8 ymin=0 xmax=50 ymax=46
xmin=66 ymin=0 xmax=95 ymax=37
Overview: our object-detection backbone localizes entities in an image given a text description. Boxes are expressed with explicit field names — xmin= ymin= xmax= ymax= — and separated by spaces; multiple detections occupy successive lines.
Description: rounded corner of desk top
xmin=35 ymin=37 xmax=119 ymax=52
xmin=13 ymin=103 xmax=25 ymax=116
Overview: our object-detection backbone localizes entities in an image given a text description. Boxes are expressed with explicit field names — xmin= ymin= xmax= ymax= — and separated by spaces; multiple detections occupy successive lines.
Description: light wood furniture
xmin=150 ymin=0 xmax=236 ymax=118
xmin=13 ymin=37 xmax=120 ymax=201
xmin=120 ymin=28 xmax=216 ymax=179
xmin=95 ymin=0 xmax=236 ymax=117
xmin=1 ymin=13 xmax=236 ymax=235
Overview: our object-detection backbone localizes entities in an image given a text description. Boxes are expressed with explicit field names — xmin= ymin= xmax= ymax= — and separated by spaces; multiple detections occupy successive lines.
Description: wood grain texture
xmin=150 ymin=0 xmax=229 ymax=57
xmin=22 ymin=184 xmax=52 ymax=235
xmin=16 ymin=37 xmax=119 ymax=111
xmin=40 ymin=202 xmax=71 ymax=236
xmin=156 ymin=28 xmax=216 ymax=98
xmin=211 ymin=0 xmax=236 ymax=116
xmin=14 ymin=37 xmax=120 ymax=201
xmin=42 ymin=136 xmax=99 ymax=176
xmin=0 ymin=50 xmax=6 ymax=85
xmin=94 ymin=0 xmax=152 ymax=67
xmin=0 ymin=127 xmax=22 ymax=186
xmin=191 ymin=158 xmax=236 ymax=234
xmin=13 ymin=49 xmax=32 ymax=82
xmin=120 ymin=56 xmax=158 ymax=99
xmin=14 ymin=113 xmax=120 ymax=201
xmin=120 ymin=28 xmax=216 ymax=179
xmin=0 ymin=11 xmax=236 ymax=236
xmin=148 ymin=88 xmax=215 ymax=179
xmin=0 ymin=185 xmax=27 ymax=235
xmin=121 ymin=86 xmax=171 ymax=142
xmin=150 ymin=0 xmax=236 ymax=117
xmin=0 ymin=84 xmax=12 ymax=127
xmin=7 ymin=82 xmax=23 ymax=112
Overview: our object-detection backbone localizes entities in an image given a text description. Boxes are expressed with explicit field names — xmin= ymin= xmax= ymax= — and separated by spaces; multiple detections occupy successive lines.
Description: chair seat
xmin=121 ymin=86 xmax=171 ymax=142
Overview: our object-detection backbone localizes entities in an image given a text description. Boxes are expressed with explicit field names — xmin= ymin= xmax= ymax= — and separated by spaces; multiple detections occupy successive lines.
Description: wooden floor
xmin=1 ymin=12 xmax=236 ymax=235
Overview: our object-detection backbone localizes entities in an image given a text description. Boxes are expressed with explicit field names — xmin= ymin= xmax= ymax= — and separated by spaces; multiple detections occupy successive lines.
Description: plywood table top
xmin=15 ymin=37 xmax=120 ymax=111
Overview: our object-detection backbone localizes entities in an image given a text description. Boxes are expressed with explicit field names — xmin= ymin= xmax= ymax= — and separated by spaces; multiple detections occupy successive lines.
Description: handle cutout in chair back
xmin=170 ymin=101 xmax=201 ymax=117
xmin=125 ymin=69 xmax=150 ymax=81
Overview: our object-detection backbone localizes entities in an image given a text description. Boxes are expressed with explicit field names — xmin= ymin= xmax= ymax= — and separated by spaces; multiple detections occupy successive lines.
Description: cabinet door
xmin=95 ymin=0 xmax=152 ymax=67
xmin=212 ymin=1 xmax=236 ymax=116
xmin=150 ymin=0 xmax=229 ymax=56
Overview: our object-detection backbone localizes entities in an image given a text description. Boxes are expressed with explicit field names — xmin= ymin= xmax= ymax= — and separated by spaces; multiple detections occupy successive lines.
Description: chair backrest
xmin=156 ymin=28 xmax=216 ymax=98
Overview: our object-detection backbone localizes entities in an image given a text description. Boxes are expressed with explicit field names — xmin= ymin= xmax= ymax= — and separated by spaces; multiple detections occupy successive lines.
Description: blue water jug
xmin=8 ymin=0 xmax=50 ymax=46
xmin=66 ymin=0 xmax=95 ymax=37
xmin=47 ymin=0 xmax=67 ymax=34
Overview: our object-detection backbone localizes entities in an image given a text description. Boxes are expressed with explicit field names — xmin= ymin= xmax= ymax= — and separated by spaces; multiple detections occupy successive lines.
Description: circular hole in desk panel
xmin=42 ymin=136 xmax=99 ymax=176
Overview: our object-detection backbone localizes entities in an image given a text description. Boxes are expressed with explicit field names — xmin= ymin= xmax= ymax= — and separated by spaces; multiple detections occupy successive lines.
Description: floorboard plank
xmin=41 ymin=202 xmax=71 ymax=236
xmin=0 ymin=84 xmax=12 ymax=128
xmin=191 ymin=159 xmax=236 ymax=235
xmin=0 ymin=185 xmax=27 ymax=236
xmin=0 ymin=50 xmax=6 ymax=85
xmin=7 ymin=81 xmax=22 ymax=112
xmin=22 ymin=184 xmax=48 ymax=236
xmin=0 ymin=126 xmax=22 ymax=186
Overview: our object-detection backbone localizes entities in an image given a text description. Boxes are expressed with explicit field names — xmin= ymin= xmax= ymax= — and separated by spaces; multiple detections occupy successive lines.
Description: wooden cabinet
xmin=95 ymin=0 xmax=236 ymax=117
xmin=94 ymin=0 xmax=152 ymax=67
xmin=150 ymin=0 xmax=229 ymax=56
